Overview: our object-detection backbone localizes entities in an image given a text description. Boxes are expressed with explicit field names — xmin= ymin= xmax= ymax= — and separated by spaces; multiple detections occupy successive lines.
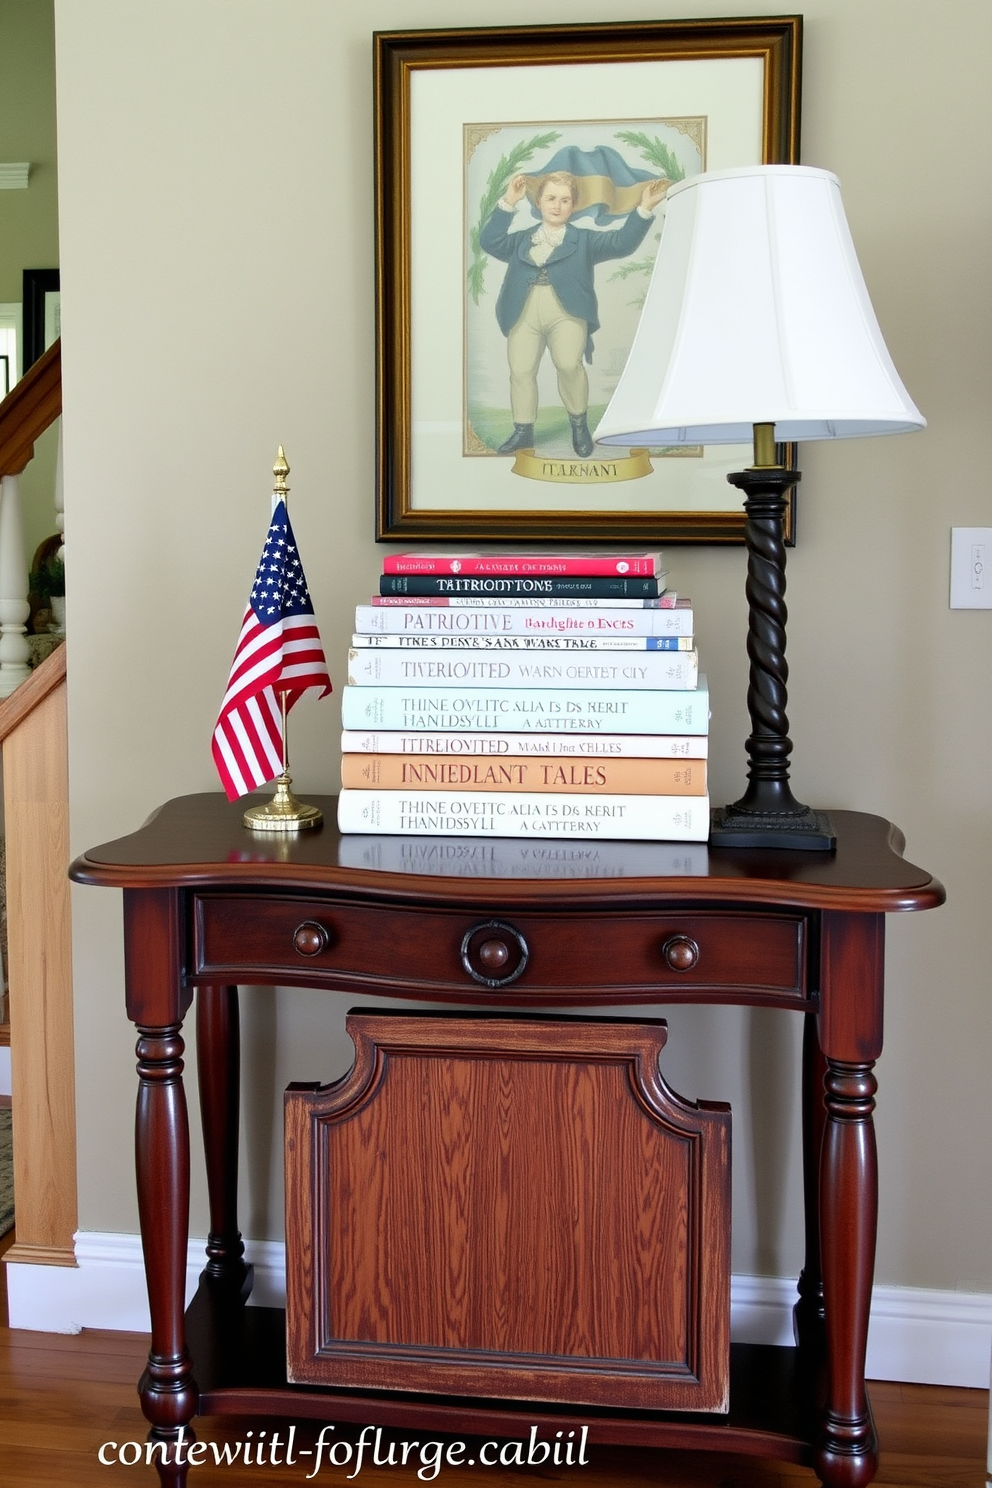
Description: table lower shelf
xmin=187 ymin=1282 xmax=828 ymax=1466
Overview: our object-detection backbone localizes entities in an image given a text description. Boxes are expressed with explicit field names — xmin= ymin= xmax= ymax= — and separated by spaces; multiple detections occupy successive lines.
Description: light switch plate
xmin=950 ymin=528 xmax=992 ymax=608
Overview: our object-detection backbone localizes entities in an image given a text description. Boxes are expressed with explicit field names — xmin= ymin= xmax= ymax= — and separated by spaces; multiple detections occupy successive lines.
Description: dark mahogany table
xmin=70 ymin=793 xmax=944 ymax=1488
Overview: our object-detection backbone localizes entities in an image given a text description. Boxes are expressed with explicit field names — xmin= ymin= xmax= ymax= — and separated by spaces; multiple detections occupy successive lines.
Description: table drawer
xmin=193 ymin=894 xmax=809 ymax=1005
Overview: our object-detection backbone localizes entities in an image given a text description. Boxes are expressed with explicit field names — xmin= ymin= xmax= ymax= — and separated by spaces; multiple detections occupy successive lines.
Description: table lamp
xmin=595 ymin=165 xmax=925 ymax=849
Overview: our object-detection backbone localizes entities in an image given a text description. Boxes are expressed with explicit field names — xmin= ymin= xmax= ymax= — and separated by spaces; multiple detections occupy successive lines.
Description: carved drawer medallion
xmin=285 ymin=1012 xmax=731 ymax=1412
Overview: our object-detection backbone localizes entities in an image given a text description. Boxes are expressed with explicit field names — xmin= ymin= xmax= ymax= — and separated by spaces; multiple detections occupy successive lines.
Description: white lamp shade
xmin=594 ymin=165 xmax=925 ymax=447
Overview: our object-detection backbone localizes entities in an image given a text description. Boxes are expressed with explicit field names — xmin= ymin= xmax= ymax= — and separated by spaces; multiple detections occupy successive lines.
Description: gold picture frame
xmin=375 ymin=17 xmax=801 ymax=544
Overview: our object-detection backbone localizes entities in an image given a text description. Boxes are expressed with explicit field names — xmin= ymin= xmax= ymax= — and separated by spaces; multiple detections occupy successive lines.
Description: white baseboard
xmin=730 ymin=1272 xmax=992 ymax=1389
xmin=7 ymin=1235 xmax=992 ymax=1390
xmin=5 ymin=1233 xmax=287 ymax=1335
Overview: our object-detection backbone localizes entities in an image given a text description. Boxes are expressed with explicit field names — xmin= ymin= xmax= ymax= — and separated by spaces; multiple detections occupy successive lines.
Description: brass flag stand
xmin=243 ymin=449 xmax=324 ymax=833
xmin=242 ymin=690 xmax=323 ymax=832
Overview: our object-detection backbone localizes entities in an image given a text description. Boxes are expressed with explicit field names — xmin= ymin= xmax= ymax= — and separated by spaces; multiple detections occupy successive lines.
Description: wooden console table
xmin=70 ymin=794 xmax=944 ymax=1488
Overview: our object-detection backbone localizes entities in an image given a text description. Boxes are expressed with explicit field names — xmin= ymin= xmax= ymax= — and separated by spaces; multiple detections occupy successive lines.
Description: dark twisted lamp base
xmin=709 ymin=465 xmax=835 ymax=852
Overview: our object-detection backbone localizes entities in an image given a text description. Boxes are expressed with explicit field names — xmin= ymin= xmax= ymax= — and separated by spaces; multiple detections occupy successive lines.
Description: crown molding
xmin=0 ymin=163 xmax=30 ymax=190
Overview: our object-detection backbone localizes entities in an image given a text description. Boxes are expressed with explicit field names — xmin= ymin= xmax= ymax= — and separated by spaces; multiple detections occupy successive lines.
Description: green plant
xmin=29 ymin=555 xmax=65 ymax=599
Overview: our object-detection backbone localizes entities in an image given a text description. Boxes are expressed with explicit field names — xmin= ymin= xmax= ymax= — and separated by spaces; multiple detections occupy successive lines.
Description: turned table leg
xmin=135 ymin=1022 xmax=198 ymax=1485
xmin=196 ymin=984 xmax=250 ymax=1294
xmin=125 ymin=888 xmax=199 ymax=1487
xmin=815 ymin=1058 xmax=879 ymax=1486
xmin=814 ymin=911 xmax=884 ymax=1488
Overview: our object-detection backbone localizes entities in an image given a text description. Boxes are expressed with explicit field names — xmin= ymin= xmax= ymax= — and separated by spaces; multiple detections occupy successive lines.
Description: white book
xmin=351 ymin=633 xmax=695 ymax=651
xmin=356 ymin=604 xmax=694 ymax=637
xmin=346 ymin=648 xmax=699 ymax=691
xmin=338 ymin=789 xmax=710 ymax=842
xmin=341 ymin=681 xmax=709 ymax=736
xmin=341 ymin=730 xmax=709 ymax=759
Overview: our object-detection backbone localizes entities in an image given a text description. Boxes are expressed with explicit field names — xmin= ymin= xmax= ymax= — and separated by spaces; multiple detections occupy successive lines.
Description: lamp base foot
xmin=709 ymin=804 xmax=836 ymax=851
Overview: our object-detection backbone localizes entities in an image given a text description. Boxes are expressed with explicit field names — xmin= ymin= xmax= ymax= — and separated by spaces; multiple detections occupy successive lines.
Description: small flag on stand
xmin=212 ymin=495 xmax=331 ymax=802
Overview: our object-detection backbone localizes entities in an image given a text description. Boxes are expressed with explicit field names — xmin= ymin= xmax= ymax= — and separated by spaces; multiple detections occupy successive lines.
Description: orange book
xmin=340 ymin=753 xmax=706 ymax=796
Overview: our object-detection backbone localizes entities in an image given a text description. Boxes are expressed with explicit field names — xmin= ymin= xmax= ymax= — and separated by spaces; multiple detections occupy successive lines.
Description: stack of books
xmin=337 ymin=552 xmax=709 ymax=842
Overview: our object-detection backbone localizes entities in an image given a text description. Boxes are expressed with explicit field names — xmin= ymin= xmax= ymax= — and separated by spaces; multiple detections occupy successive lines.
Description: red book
xmin=369 ymin=593 xmax=679 ymax=609
xmin=381 ymin=551 xmax=664 ymax=577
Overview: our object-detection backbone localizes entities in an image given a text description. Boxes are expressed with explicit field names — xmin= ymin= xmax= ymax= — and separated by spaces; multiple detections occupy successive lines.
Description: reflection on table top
xmin=69 ymin=793 xmax=945 ymax=917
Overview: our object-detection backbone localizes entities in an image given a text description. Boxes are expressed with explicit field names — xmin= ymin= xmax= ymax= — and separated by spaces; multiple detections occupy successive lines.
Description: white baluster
xmin=50 ymin=419 xmax=66 ymax=634
xmin=54 ymin=417 xmax=65 ymax=561
xmin=0 ymin=473 xmax=32 ymax=696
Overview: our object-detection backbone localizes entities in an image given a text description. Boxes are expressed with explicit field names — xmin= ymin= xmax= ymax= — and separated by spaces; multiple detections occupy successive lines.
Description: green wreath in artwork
xmin=467 ymin=131 xmax=562 ymax=304
xmin=609 ymin=132 xmax=688 ymax=307
xmin=613 ymin=130 xmax=687 ymax=185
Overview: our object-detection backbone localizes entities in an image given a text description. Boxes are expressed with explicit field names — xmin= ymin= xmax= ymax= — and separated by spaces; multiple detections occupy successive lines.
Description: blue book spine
xmin=341 ymin=681 xmax=709 ymax=736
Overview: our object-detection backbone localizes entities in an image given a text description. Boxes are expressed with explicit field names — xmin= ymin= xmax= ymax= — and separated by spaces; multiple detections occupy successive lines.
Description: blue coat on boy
xmin=479 ymin=203 xmax=653 ymax=364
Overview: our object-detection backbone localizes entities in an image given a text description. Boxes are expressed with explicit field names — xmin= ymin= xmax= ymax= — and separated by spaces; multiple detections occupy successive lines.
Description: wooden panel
xmin=3 ymin=676 xmax=76 ymax=1264
xmin=286 ymin=1013 xmax=730 ymax=1413
xmin=196 ymin=893 xmax=808 ymax=1005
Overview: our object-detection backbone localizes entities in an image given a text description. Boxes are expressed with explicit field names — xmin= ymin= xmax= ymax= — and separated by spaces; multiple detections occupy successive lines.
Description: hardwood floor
xmin=0 ymin=1301 xmax=988 ymax=1487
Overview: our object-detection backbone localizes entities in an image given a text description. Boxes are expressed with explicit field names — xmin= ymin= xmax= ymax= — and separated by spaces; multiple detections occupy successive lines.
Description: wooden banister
xmin=0 ymin=640 xmax=65 ymax=741
xmin=0 ymin=339 xmax=62 ymax=478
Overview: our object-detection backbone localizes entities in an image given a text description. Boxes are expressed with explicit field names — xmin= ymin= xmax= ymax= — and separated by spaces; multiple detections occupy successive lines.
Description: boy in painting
xmin=480 ymin=169 xmax=666 ymax=457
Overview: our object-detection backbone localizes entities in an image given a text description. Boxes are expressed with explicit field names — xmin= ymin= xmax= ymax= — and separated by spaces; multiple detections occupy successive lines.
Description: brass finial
xmin=273 ymin=446 xmax=290 ymax=500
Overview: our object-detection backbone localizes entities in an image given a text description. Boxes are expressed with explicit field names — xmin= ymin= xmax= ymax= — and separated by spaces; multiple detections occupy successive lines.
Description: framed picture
xmin=375 ymin=17 xmax=801 ymax=544
xmin=22 ymin=268 xmax=60 ymax=371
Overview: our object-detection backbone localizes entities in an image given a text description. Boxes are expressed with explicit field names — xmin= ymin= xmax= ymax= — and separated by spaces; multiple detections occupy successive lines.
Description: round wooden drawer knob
xmin=662 ymin=934 xmax=699 ymax=972
xmin=479 ymin=938 xmax=510 ymax=971
xmin=293 ymin=920 xmax=329 ymax=957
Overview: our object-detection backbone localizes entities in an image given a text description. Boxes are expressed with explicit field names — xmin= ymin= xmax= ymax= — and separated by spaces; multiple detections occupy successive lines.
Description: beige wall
xmin=55 ymin=0 xmax=992 ymax=1290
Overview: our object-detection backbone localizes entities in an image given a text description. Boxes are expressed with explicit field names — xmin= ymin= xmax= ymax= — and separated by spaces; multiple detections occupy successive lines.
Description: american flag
xmin=211 ymin=500 xmax=331 ymax=800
